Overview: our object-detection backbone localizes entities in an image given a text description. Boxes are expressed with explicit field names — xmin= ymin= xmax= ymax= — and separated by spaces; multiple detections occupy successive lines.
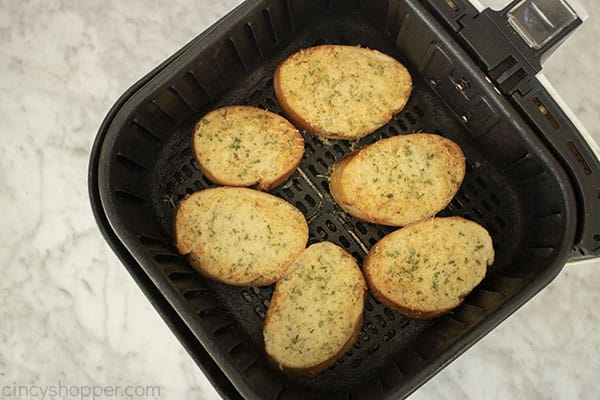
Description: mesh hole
xmin=282 ymin=187 xmax=293 ymax=199
xmin=293 ymin=178 xmax=303 ymax=191
xmin=359 ymin=330 xmax=370 ymax=342
xmin=253 ymin=306 xmax=265 ymax=320
xmin=304 ymin=194 xmax=316 ymax=207
xmin=380 ymin=129 xmax=393 ymax=139
xmin=316 ymin=157 xmax=328 ymax=170
xmin=248 ymin=89 xmax=262 ymax=102
xmin=190 ymin=158 xmax=201 ymax=170
xmin=466 ymin=183 xmax=479 ymax=196
xmin=481 ymin=199 xmax=492 ymax=212
xmin=450 ymin=198 xmax=463 ymax=210
xmin=339 ymin=35 xmax=351 ymax=44
xmin=202 ymin=174 xmax=213 ymax=185
xmin=265 ymin=97 xmax=277 ymax=108
xmin=339 ymin=235 xmax=351 ymax=248
xmin=167 ymin=270 xmax=197 ymax=281
xmin=295 ymin=201 xmax=308 ymax=214
xmin=397 ymin=118 xmax=408 ymax=131
xmin=138 ymin=235 xmax=167 ymax=248
xmin=475 ymin=176 xmax=487 ymax=189
xmin=333 ymin=143 xmax=345 ymax=155
xmin=180 ymin=147 xmax=192 ymax=157
xmin=355 ymin=222 xmax=368 ymax=234
xmin=365 ymin=321 xmax=378 ymax=334
xmin=494 ymin=215 xmax=507 ymax=228
xmin=325 ymin=219 xmax=337 ymax=232
xmin=241 ymin=290 xmax=253 ymax=303
xmin=383 ymin=308 xmax=396 ymax=320
xmin=316 ymin=226 xmax=328 ymax=239
xmin=367 ymin=344 xmax=380 ymax=355
xmin=183 ymin=289 xmax=208 ymax=300
xmin=490 ymin=192 xmax=501 ymax=205
xmin=485 ymin=223 xmax=498 ymax=235
xmin=198 ymin=306 xmax=223 ymax=318
xmin=174 ymin=171 xmax=184 ymax=184
xmin=383 ymin=329 xmax=396 ymax=342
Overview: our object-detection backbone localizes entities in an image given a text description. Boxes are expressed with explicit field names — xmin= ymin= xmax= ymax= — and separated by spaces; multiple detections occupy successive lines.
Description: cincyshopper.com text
xmin=1 ymin=380 xmax=161 ymax=399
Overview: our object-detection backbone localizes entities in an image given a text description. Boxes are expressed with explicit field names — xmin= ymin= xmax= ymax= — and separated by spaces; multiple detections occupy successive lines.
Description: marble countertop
xmin=1 ymin=0 xmax=598 ymax=399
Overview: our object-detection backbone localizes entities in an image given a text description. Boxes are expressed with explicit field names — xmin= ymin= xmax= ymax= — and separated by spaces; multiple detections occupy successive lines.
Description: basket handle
xmin=422 ymin=0 xmax=599 ymax=260
xmin=422 ymin=0 xmax=584 ymax=91
xmin=500 ymin=0 xmax=584 ymax=62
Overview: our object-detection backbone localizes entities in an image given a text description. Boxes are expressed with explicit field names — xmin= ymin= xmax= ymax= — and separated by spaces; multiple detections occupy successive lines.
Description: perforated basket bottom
xmin=147 ymin=22 xmax=523 ymax=393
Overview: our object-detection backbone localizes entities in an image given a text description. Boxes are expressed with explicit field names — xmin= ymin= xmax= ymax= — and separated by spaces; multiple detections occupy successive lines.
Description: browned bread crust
xmin=329 ymin=133 xmax=466 ymax=226
xmin=192 ymin=106 xmax=304 ymax=191
xmin=274 ymin=45 xmax=412 ymax=140
xmin=263 ymin=242 xmax=366 ymax=377
xmin=174 ymin=187 xmax=309 ymax=286
xmin=364 ymin=217 xmax=494 ymax=319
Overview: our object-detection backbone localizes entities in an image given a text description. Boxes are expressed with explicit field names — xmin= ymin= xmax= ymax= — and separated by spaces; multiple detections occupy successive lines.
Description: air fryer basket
xmin=91 ymin=0 xmax=577 ymax=399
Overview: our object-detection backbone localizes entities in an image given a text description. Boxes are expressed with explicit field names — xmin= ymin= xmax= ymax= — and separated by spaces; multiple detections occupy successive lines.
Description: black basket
xmin=89 ymin=0 xmax=580 ymax=399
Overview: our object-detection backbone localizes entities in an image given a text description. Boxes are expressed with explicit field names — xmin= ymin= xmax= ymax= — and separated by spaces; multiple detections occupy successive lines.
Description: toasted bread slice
xmin=192 ymin=106 xmax=304 ymax=191
xmin=174 ymin=187 xmax=308 ymax=286
xmin=364 ymin=217 xmax=494 ymax=319
xmin=329 ymin=133 xmax=465 ymax=226
xmin=274 ymin=45 xmax=412 ymax=140
xmin=263 ymin=242 xmax=366 ymax=377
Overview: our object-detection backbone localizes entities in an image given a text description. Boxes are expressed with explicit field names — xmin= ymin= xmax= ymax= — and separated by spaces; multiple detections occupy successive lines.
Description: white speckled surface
xmin=0 ymin=1 xmax=598 ymax=399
